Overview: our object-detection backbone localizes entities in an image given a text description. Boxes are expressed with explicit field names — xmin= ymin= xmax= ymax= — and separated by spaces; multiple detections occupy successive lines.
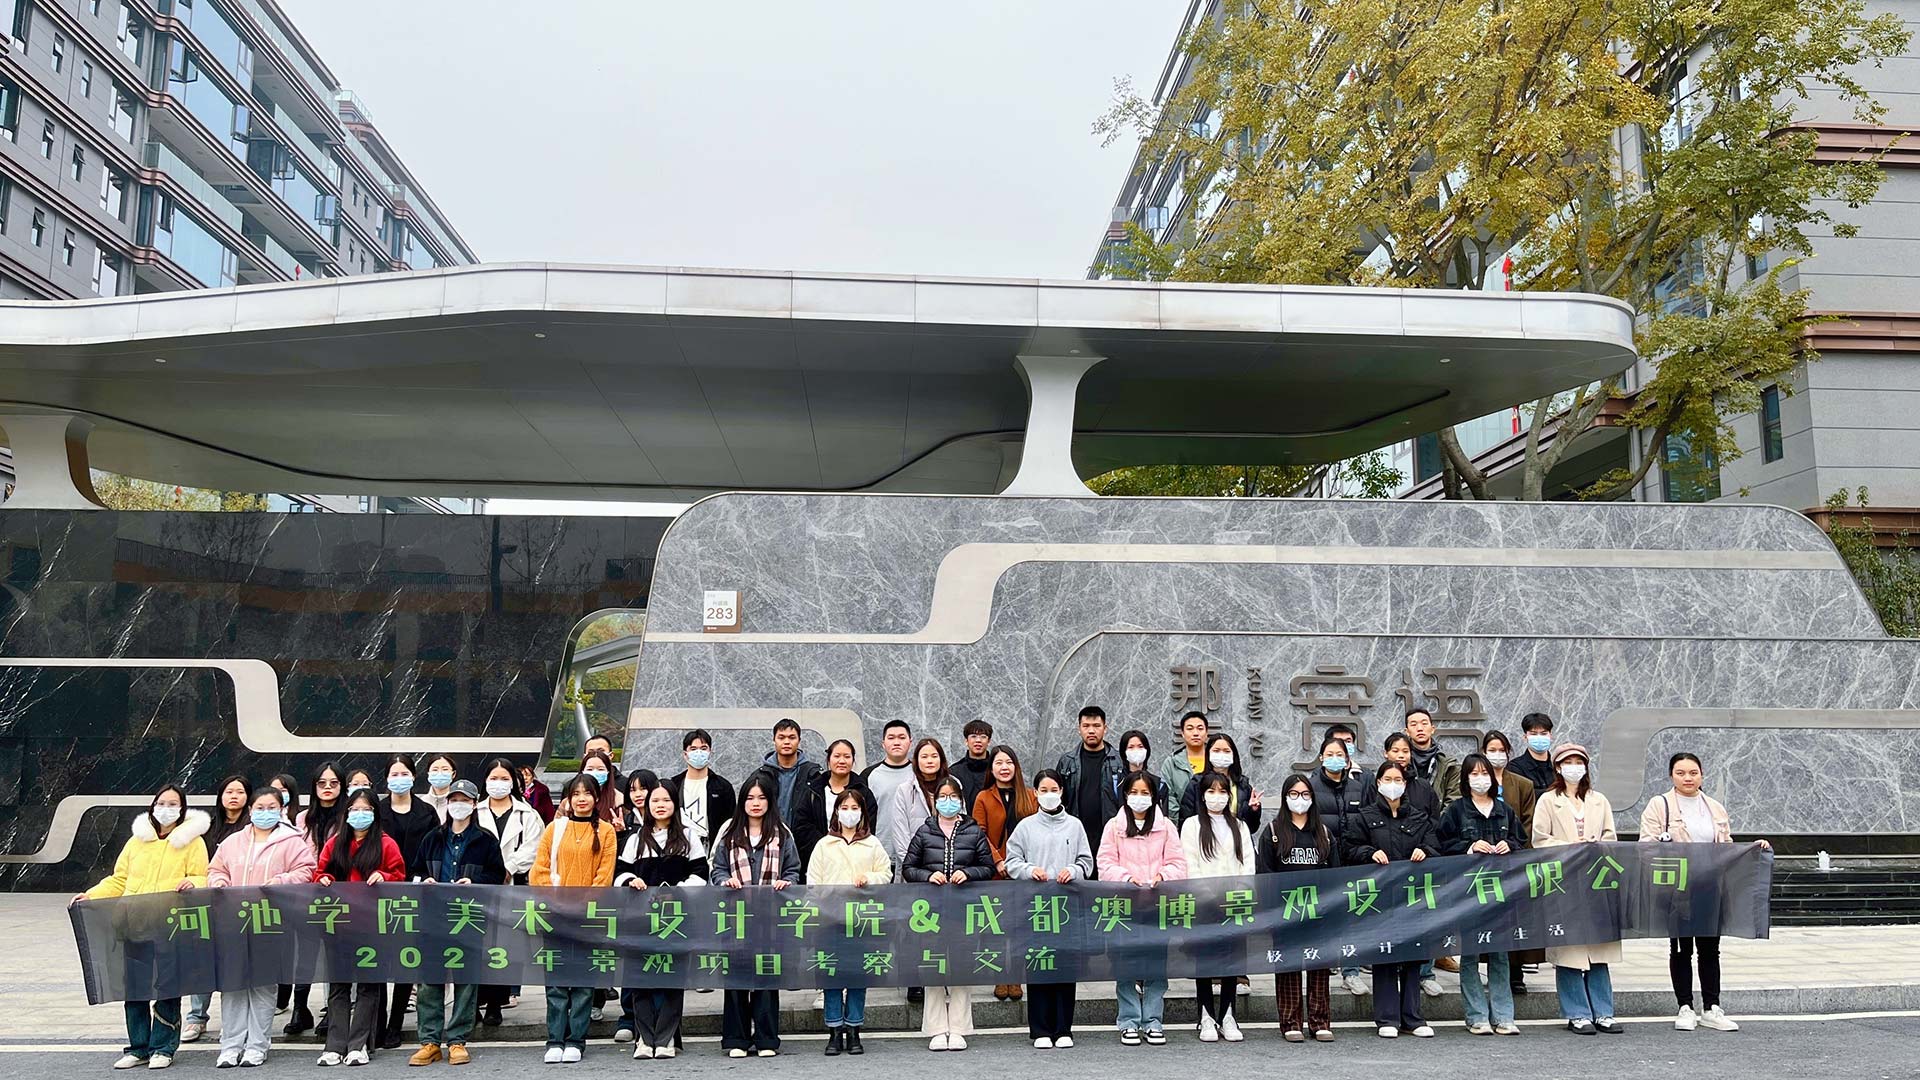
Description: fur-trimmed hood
xmin=131 ymin=808 xmax=211 ymax=848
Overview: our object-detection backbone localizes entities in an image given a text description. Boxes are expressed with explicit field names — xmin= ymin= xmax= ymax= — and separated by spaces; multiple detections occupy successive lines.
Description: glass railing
xmin=257 ymin=96 xmax=332 ymax=175
xmin=141 ymin=139 xmax=243 ymax=230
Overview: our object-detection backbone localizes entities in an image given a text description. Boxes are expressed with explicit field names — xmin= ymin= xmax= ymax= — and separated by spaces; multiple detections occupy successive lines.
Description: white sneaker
xmin=147 ymin=1055 xmax=172 ymax=1070
xmin=1411 ymin=1025 xmax=1435 ymax=1038
xmin=1054 ymin=1036 xmax=1073 ymax=1048
xmin=756 ymin=1048 xmax=777 ymax=1057
xmin=1221 ymin=1011 xmax=1244 ymax=1042
xmin=315 ymin=1052 xmax=342 ymax=1067
xmin=726 ymin=1049 xmax=747 ymax=1059
xmin=1343 ymin=973 xmax=1368 ymax=996
xmin=1198 ymin=1014 xmax=1219 ymax=1042
xmin=590 ymin=1006 xmax=606 ymax=1022
xmin=1675 ymin=1005 xmax=1698 ymax=1031
xmin=343 ymin=1050 xmax=369 ymax=1067
xmin=214 ymin=1052 xmax=240 ymax=1070
xmin=948 ymin=1036 xmax=967 ymax=1052
xmin=632 ymin=1045 xmax=653 ymax=1060
xmin=613 ymin=1028 xmax=633 ymax=1044
xmin=1468 ymin=1022 xmax=1493 ymax=1035
xmin=240 ymin=1050 xmax=266 ymax=1068
xmin=1420 ymin=977 xmax=1443 ymax=998
xmin=181 ymin=1022 xmax=205 ymax=1044
xmin=655 ymin=1046 xmax=676 ymax=1059
xmin=561 ymin=1047 xmax=582 ymax=1064
xmin=114 ymin=1055 xmax=146 ymax=1070
xmin=1699 ymin=1006 xmax=1740 ymax=1032
xmin=1033 ymin=1038 xmax=1053 ymax=1049
xmin=543 ymin=1047 xmax=564 ymax=1064
xmin=1377 ymin=1025 xmax=1398 ymax=1038
xmin=928 ymin=1035 xmax=948 ymax=1051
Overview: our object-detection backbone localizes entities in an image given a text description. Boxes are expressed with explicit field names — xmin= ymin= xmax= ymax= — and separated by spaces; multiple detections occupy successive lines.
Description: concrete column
xmin=1000 ymin=354 xmax=1104 ymax=497
xmin=1 ymin=414 xmax=106 ymax=509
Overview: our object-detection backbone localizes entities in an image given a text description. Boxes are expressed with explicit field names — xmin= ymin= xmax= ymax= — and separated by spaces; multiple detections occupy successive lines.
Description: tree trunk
xmin=1438 ymin=426 xmax=1491 ymax=500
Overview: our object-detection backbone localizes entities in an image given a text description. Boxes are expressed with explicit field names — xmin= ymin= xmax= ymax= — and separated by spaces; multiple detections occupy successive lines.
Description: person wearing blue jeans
xmin=183 ymin=995 xmax=211 ymax=1042
xmin=1558 ymin=964 xmax=1618 ymax=1032
xmin=1115 ymin=979 xmax=1167 ymax=1043
xmin=122 ymin=999 xmax=182 ymax=1066
xmin=823 ymin=988 xmax=866 ymax=1053
xmin=1462 ymin=954 xmax=1517 ymax=1034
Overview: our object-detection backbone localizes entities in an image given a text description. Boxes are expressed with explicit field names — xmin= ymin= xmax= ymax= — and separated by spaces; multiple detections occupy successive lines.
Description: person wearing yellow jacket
xmin=71 ymin=785 xmax=210 ymax=1071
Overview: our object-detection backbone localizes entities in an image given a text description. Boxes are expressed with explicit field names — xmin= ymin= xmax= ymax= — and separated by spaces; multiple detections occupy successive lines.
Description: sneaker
xmin=1411 ymin=1026 xmax=1435 ymax=1038
xmin=344 ymin=1050 xmax=369 ymax=1067
xmin=613 ymin=1028 xmax=634 ymax=1044
xmin=543 ymin=1048 xmax=563 ymax=1065
xmin=561 ymin=1047 xmax=582 ymax=1063
xmin=727 ymin=1049 xmax=747 ymax=1059
xmin=147 ymin=1055 xmax=172 ymax=1070
xmin=1055 ymin=1036 xmax=1073 ymax=1048
xmin=181 ymin=1023 xmax=205 ymax=1044
xmin=1419 ymin=977 xmax=1443 ymax=998
xmin=756 ymin=1049 xmax=777 ymax=1058
xmin=114 ymin=1056 xmax=147 ymax=1070
xmin=928 ymin=1035 xmax=948 ymax=1052
xmin=316 ymin=1053 xmax=342 ymax=1068
xmin=590 ymin=1006 xmax=606 ymax=1022
xmin=1034 ymin=1038 xmax=1053 ymax=1049
xmin=1594 ymin=1018 xmax=1624 ymax=1035
xmin=1568 ymin=1018 xmax=1595 ymax=1035
xmin=1283 ymin=1030 xmax=1305 ymax=1043
xmin=1220 ymin=1012 xmax=1244 ymax=1042
xmin=1675 ymin=1005 xmax=1699 ymax=1031
xmin=1700 ymin=1006 xmax=1740 ymax=1032
xmin=215 ymin=1053 xmax=240 ymax=1070
xmin=1312 ymin=1029 xmax=1334 ymax=1042
xmin=1198 ymin=1014 xmax=1219 ymax=1043
xmin=1469 ymin=1023 xmax=1493 ymax=1035
xmin=632 ymin=1045 xmax=653 ymax=1060
xmin=1494 ymin=1023 xmax=1521 ymax=1036
xmin=947 ymin=1036 xmax=967 ymax=1052
xmin=1377 ymin=1026 xmax=1398 ymax=1038
xmin=1144 ymin=1030 xmax=1166 ymax=1045
xmin=655 ymin=1046 xmax=676 ymax=1059
xmin=1343 ymin=973 xmax=1368 ymax=996
xmin=240 ymin=1051 xmax=266 ymax=1069
xmin=1119 ymin=1029 xmax=1142 ymax=1046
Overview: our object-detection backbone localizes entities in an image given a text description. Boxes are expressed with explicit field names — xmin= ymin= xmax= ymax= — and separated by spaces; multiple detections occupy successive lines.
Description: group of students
xmin=72 ymin=709 xmax=1767 ymax=1069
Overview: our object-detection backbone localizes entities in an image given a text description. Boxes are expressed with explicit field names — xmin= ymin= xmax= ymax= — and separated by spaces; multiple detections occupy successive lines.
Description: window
xmin=111 ymin=85 xmax=135 ymax=141
xmin=1661 ymin=432 xmax=1721 ymax=503
xmin=60 ymin=227 xmax=74 ymax=265
xmin=49 ymin=31 xmax=62 ymax=71
xmin=0 ymin=77 xmax=18 ymax=141
xmin=99 ymin=168 xmax=125 ymax=218
xmin=69 ymin=144 xmax=83 ymax=181
xmin=92 ymin=249 xmax=119 ymax=294
xmin=79 ymin=59 xmax=91 ymax=98
xmin=91 ymin=0 xmax=102 ymax=14
xmin=39 ymin=117 xmax=53 ymax=156
xmin=8 ymin=0 xmax=27 ymax=48
xmin=0 ymin=177 xmax=9 ymax=232
xmin=30 ymin=207 xmax=44 ymax=245
xmin=1760 ymin=385 xmax=1783 ymax=463
xmin=115 ymin=4 xmax=140 ymax=64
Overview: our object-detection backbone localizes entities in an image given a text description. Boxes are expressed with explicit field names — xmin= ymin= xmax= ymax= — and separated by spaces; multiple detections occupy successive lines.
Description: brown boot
xmin=1435 ymin=956 xmax=1461 ymax=974
xmin=408 ymin=1044 xmax=441 ymax=1067
xmin=446 ymin=1045 xmax=469 ymax=1066
xmin=1008 ymin=984 xmax=1023 ymax=1001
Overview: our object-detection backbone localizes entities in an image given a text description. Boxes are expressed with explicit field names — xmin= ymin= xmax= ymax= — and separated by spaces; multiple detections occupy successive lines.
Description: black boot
xmin=825 ymin=1028 xmax=844 ymax=1056
xmin=845 ymin=1027 xmax=864 ymax=1055
xmin=314 ymin=1007 xmax=330 ymax=1038
xmin=284 ymin=1004 xmax=314 ymax=1036
xmin=481 ymin=1003 xmax=503 ymax=1028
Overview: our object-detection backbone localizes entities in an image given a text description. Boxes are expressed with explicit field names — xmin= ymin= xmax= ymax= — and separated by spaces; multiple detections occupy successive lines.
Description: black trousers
xmin=721 ymin=990 xmax=779 ymax=1051
xmin=324 ymin=983 xmax=382 ymax=1055
xmin=1027 ymin=982 xmax=1076 ymax=1040
xmin=1670 ymin=937 xmax=1721 ymax=1010
xmin=627 ymin=989 xmax=684 ymax=1048
xmin=1372 ymin=962 xmax=1424 ymax=1030
xmin=383 ymin=982 xmax=411 ymax=1039
xmin=1195 ymin=977 xmax=1238 ymax=1022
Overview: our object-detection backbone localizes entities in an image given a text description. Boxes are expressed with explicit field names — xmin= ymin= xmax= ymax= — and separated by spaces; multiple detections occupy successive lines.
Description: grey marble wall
xmin=626 ymin=493 xmax=1920 ymax=835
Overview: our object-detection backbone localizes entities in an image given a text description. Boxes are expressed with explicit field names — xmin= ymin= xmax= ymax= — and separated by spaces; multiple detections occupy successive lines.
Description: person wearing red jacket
xmin=312 ymin=790 xmax=405 ymax=1067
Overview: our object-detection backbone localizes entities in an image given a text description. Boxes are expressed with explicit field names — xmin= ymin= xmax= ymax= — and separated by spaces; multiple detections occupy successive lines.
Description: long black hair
xmin=1193 ymin=770 xmax=1246 ymax=863
xmin=1271 ymin=772 xmax=1331 ymax=865
xmin=559 ymin=775 xmax=606 ymax=858
xmin=1122 ymin=772 xmax=1159 ymax=837
xmin=213 ymin=774 xmax=252 ymax=823
xmin=1120 ymin=729 xmax=1152 ymax=772
xmin=720 ymin=771 xmax=789 ymax=857
xmin=636 ymin=778 xmax=692 ymax=859
xmin=327 ymin=789 xmax=388 ymax=881
xmin=1203 ymin=732 xmax=1247 ymax=783
xmin=147 ymin=784 xmax=189 ymax=836
xmin=270 ymin=773 xmax=301 ymax=819
xmin=481 ymin=757 xmax=521 ymax=799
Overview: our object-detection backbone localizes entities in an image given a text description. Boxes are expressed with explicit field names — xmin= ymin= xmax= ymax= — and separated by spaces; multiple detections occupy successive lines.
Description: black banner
xmin=70 ymin=843 xmax=1769 ymax=1003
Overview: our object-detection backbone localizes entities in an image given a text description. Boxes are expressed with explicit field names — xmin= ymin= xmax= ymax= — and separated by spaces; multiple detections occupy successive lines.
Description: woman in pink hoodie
xmin=205 ymin=786 xmax=317 ymax=1068
xmin=1097 ymin=772 xmax=1188 ymax=1047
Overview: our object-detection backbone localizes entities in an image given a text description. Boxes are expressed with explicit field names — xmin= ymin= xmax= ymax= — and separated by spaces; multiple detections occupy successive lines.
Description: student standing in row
xmin=206 ymin=786 xmax=315 ymax=1067
xmin=1509 ymin=712 xmax=1558 ymax=792
xmin=287 ymin=762 xmax=345 ymax=1037
xmin=1258 ymin=774 xmax=1335 ymax=1042
xmin=377 ymin=755 xmax=439 ymax=1050
xmin=807 ymin=789 xmax=891 ymax=1056
xmin=665 ymin=729 xmax=735 ymax=852
xmin=762 ymin=718 xmax=824 ymax=830
xmin=860 ymin=720 xmax=916 ymax=815
xmin=712 ymin=773 xmax=800 ymax=1057
xmin=1482 ymin=730 xmax=1539 ymax=996
xmin=1159 ymin=711 xmax=1210 ymax=816
xmin=410 ymin=782 xmax=506 ymax=1066
xmin=74 ymin=785 xmax=209 ymax=1071
xmin=1118 ymin=729 xmax=1166 ymax=808
xmin=1177 ymin=733 xmax=1262 ymax=831
xmin=1005 ymin=769 xmax=1092 ymax=1049
xmin=1532 ymin=744 xmax=1622 ymax=1036
xmin=1099 ymin=773 xmax=1188 ymax=1046
xmin=951 ymin=720 xmax=995 ymax=807
xmin=518 ymin=763 xmax=558 ymax=823
xmin=1056 ymin=707 xmax=1122 ymax=859
xmin=314 ymin=790 xmax=405 ymax=1067
xmin=903 ymin=776 xmax=992 ymax=1051
xmin=793 ymin=739 xmax=875 ymax=863
xmin=878 ymin=739 xmax=949 ymax=867
xmin=182 ymin=774 xmax=252 ymax=1045
xmin=1304 ymin=734 xmax=1369 ymax=996
xmin=1181 ymin=771 xmax=1254 ymax=1043
xmin=616 ymin=782 xmax=707 ymax=1058
xmin=1437 ymin=754 xmax=1525 ymax=1035
xmin=419 ymin=754 xmax=459 ymax=820
xmin=534 ymin=776 xmax=618 ymax=1063
xmin=1344 ymin=761 xmax=1436 ymax=1039
xmin=972 ymin=745 xmax=1035 ymax=1002
xmin=475 ymin=757 xmax=543 ymax=1028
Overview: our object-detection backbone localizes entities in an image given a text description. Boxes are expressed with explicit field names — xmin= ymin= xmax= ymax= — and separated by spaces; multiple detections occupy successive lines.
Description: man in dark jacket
xmin=1053 ymin=706 xmax=1123 ymax=858
xmin=664 ymin=729 xmax=736 ymax=850
xmin=950 ymin=719 xmax=995 ymax=807
xmin=762 ymin=717 xmax=824 ymax=829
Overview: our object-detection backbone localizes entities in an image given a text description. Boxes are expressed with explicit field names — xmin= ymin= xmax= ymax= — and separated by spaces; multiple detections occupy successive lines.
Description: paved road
xmin=6 ymin=1014 xmax=1916 ymax=1080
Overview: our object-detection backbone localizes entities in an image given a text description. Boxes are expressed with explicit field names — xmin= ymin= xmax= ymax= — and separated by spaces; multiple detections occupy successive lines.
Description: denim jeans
xmin=823 ymin=988 xmax=866 ymax=1027
xmin=544 ymin=987 xmax=592 ymax=1050
xmin=1556 ymin=963 xmax=1616 ymax=1021
xmin=185 ymin=994 xmax=210 ymax=1027
xmin=123 ymin=999 xmax=182 ymax=1059
xmin=417 ymin=983 xmax=477 ymax=1047
xmin=1460 ymin=954 xmax=1513 ymax=1027
xmin=1115 ymin=980 xmax=1166 ymax=1032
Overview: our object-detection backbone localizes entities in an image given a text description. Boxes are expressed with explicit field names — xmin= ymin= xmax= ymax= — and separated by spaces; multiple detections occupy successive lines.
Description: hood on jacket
xmin=762 ymin=751 xmax=814 ymax=772
xmin=132 ymin=808 xmax=211 ymax=848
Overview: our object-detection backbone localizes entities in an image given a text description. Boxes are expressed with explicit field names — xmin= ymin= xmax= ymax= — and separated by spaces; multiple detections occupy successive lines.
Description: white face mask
xmin=1203 ymin=792 xmax=1230 ymax=813
xmin=446 ymin=801 xmax=475 ymax=821
xmin=1126 ymin=793 xmax=1154 ymax=815
xmin=1124 ymin=747 xmax=1148 ymax=766
xmin=1559 ymin=763 xmax=1587 ymax=785
xmin=1468 ymin=774 xmax=1494 ymax=794
xmin=1485 ymin=751 xmax=1509 ymax=768
xmin=836 ymin=808 xmax=864 ymax=829
xmin=1037 ymin=791 xmax=1063 ymax=812
xmin=1377 ymin=782 xmax=1406 ymax=802
xmin=152 ymin=804 xmax=181 ymax=826
xmin=485 ymin=779 xmax=513 ymax=800
xmin=1285 ymin=794 xmax=1313 ymax=814
xmin=1209 ymin=751 xmax=1234 ymax=769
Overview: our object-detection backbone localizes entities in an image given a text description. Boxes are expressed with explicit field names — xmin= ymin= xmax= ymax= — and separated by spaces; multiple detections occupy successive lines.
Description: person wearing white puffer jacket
xmin=1179 ymin=770 xmax=1257 ymax=1044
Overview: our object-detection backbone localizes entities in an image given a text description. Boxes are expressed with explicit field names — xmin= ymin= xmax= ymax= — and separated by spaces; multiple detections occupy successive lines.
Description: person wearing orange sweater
xmin=533 ymin=775 xmax=617 ymax=1064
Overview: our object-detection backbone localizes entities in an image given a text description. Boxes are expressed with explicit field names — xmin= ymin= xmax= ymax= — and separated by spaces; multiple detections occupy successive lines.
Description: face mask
xmin=1322 ymin=756 xmax=1347 ymax=773
xmin=1204 ymin=792 xmax=1230 ymax=813
xmin=584 ymin=769 xmax=608 ymax=787
xmin=935 ymin=797 xmax=963 ymax=818
xmin=152 ymin=804 xmax=181 ymax=826
xmin=446 ymin=801 xmax=475 ymax=821
xmin=428 ymin=771 xmax=453 ymax=790
xmin=1377 ymin=782 xmax=1406 ymax=801
xmin=1285 ymin=794 xmax=1313 ymax=814
xmin=1209 ymin=751 xmax=1234 ymax=769
xmin=1126 ymin=793 xmax=1153 ymax=815
xmin=387 ymin=775 xmax=414 ymax=795
xmin=836 ymin=808 xmax=864 ymax=829
xmin=1124 ymin=747 xmax=1147 ymax=766
xmin=686 ymin=749 xmax=712 ymax=770
xmin=1528 ymin=734 xmax=1553 ymax=753
xmin=1037 ymin=791 xmax=1062 ymax=812
xmin=1485 ymin=751 xmax=1509 ymax=768
xmin=250 ymin=808 xmax=281 ymax=830
xmin=1559 ymin=763 xmax=1587 ymax=785
xmin=348 ymin=785 xmax=370 ymax=797
xmin=485 ymin=779 xmax=513 ymax=800
xmin=346 ymin=809 xmax=376 ymax=831
xmin=1468 ymin=774 xmax=1494 ymax=794
xmin=276 ymin=790 xmax=290 ymax=806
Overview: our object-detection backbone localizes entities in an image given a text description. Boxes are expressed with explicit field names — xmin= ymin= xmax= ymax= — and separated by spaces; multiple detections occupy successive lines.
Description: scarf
xmin=1410 ymin=741 xmax=1442 ymax=782
xmin=728 ymin=827 xmax=783 ymax=885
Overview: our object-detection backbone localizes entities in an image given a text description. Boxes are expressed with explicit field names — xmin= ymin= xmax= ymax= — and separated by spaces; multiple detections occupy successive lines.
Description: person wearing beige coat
xmin=1530 ymin=744 xmax=1623 ymax=1035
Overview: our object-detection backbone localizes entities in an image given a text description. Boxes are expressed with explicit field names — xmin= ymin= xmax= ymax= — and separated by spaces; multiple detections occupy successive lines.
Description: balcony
xmin=141 ymin=139 xmax=243 ymax=231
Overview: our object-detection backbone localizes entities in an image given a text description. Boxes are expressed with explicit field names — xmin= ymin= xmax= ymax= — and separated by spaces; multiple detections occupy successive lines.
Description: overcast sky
xmin=281 ymin=0 xmax=1180 ymax=280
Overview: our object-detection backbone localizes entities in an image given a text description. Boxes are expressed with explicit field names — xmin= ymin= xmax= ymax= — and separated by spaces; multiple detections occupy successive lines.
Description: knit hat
xmin=1551 ymin=743 xmax=1589 ymax=765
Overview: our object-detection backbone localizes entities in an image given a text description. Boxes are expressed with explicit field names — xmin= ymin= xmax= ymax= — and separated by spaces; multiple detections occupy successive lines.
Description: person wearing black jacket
xmin=1436 ymin=754 xmax=1526 ymax=1035
xmin=410 ymin=782 xmax=505 ymax=1066
xmin=1382 ymin=733 xmax=1443 ymax=818
xmin=1258 ymin=773 xmax=1337 ymax=1042
xmin=791 ymin=740 xmax=877 ymax=870
xmin=1176 ymin=732 xmax=1263 ymax=831
xmin=1055 ymin=707 xmax=1125 ymax=858
xmin=1342 ymin=761 xmax=1439 ymax=1040
xmin=1305 ymin=735 xmax=1371 ymax=995
xmin=615 ymin=783 xmax=705 ymax=1059
xmin=950 ymin=719 xmax=995 ymax=807
xmin=901 ymin=777 xmax=994 ymax=1051
xmin=377 ymin=755 xmax=439 ymax=1050
xmin=664 ymin=729 xmax=736 ymax=852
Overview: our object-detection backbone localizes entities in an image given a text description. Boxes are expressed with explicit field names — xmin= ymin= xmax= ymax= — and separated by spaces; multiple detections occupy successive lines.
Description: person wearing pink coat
xmin=204 ymin=786 xmax=317 ymax=1068
xmin=1097 ymin=773 xmax=1189 ymax=1046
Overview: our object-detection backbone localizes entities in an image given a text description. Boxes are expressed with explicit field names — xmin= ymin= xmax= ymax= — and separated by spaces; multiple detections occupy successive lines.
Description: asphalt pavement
xmin=4 ymin=1013 xmax=1917 ymax=1080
